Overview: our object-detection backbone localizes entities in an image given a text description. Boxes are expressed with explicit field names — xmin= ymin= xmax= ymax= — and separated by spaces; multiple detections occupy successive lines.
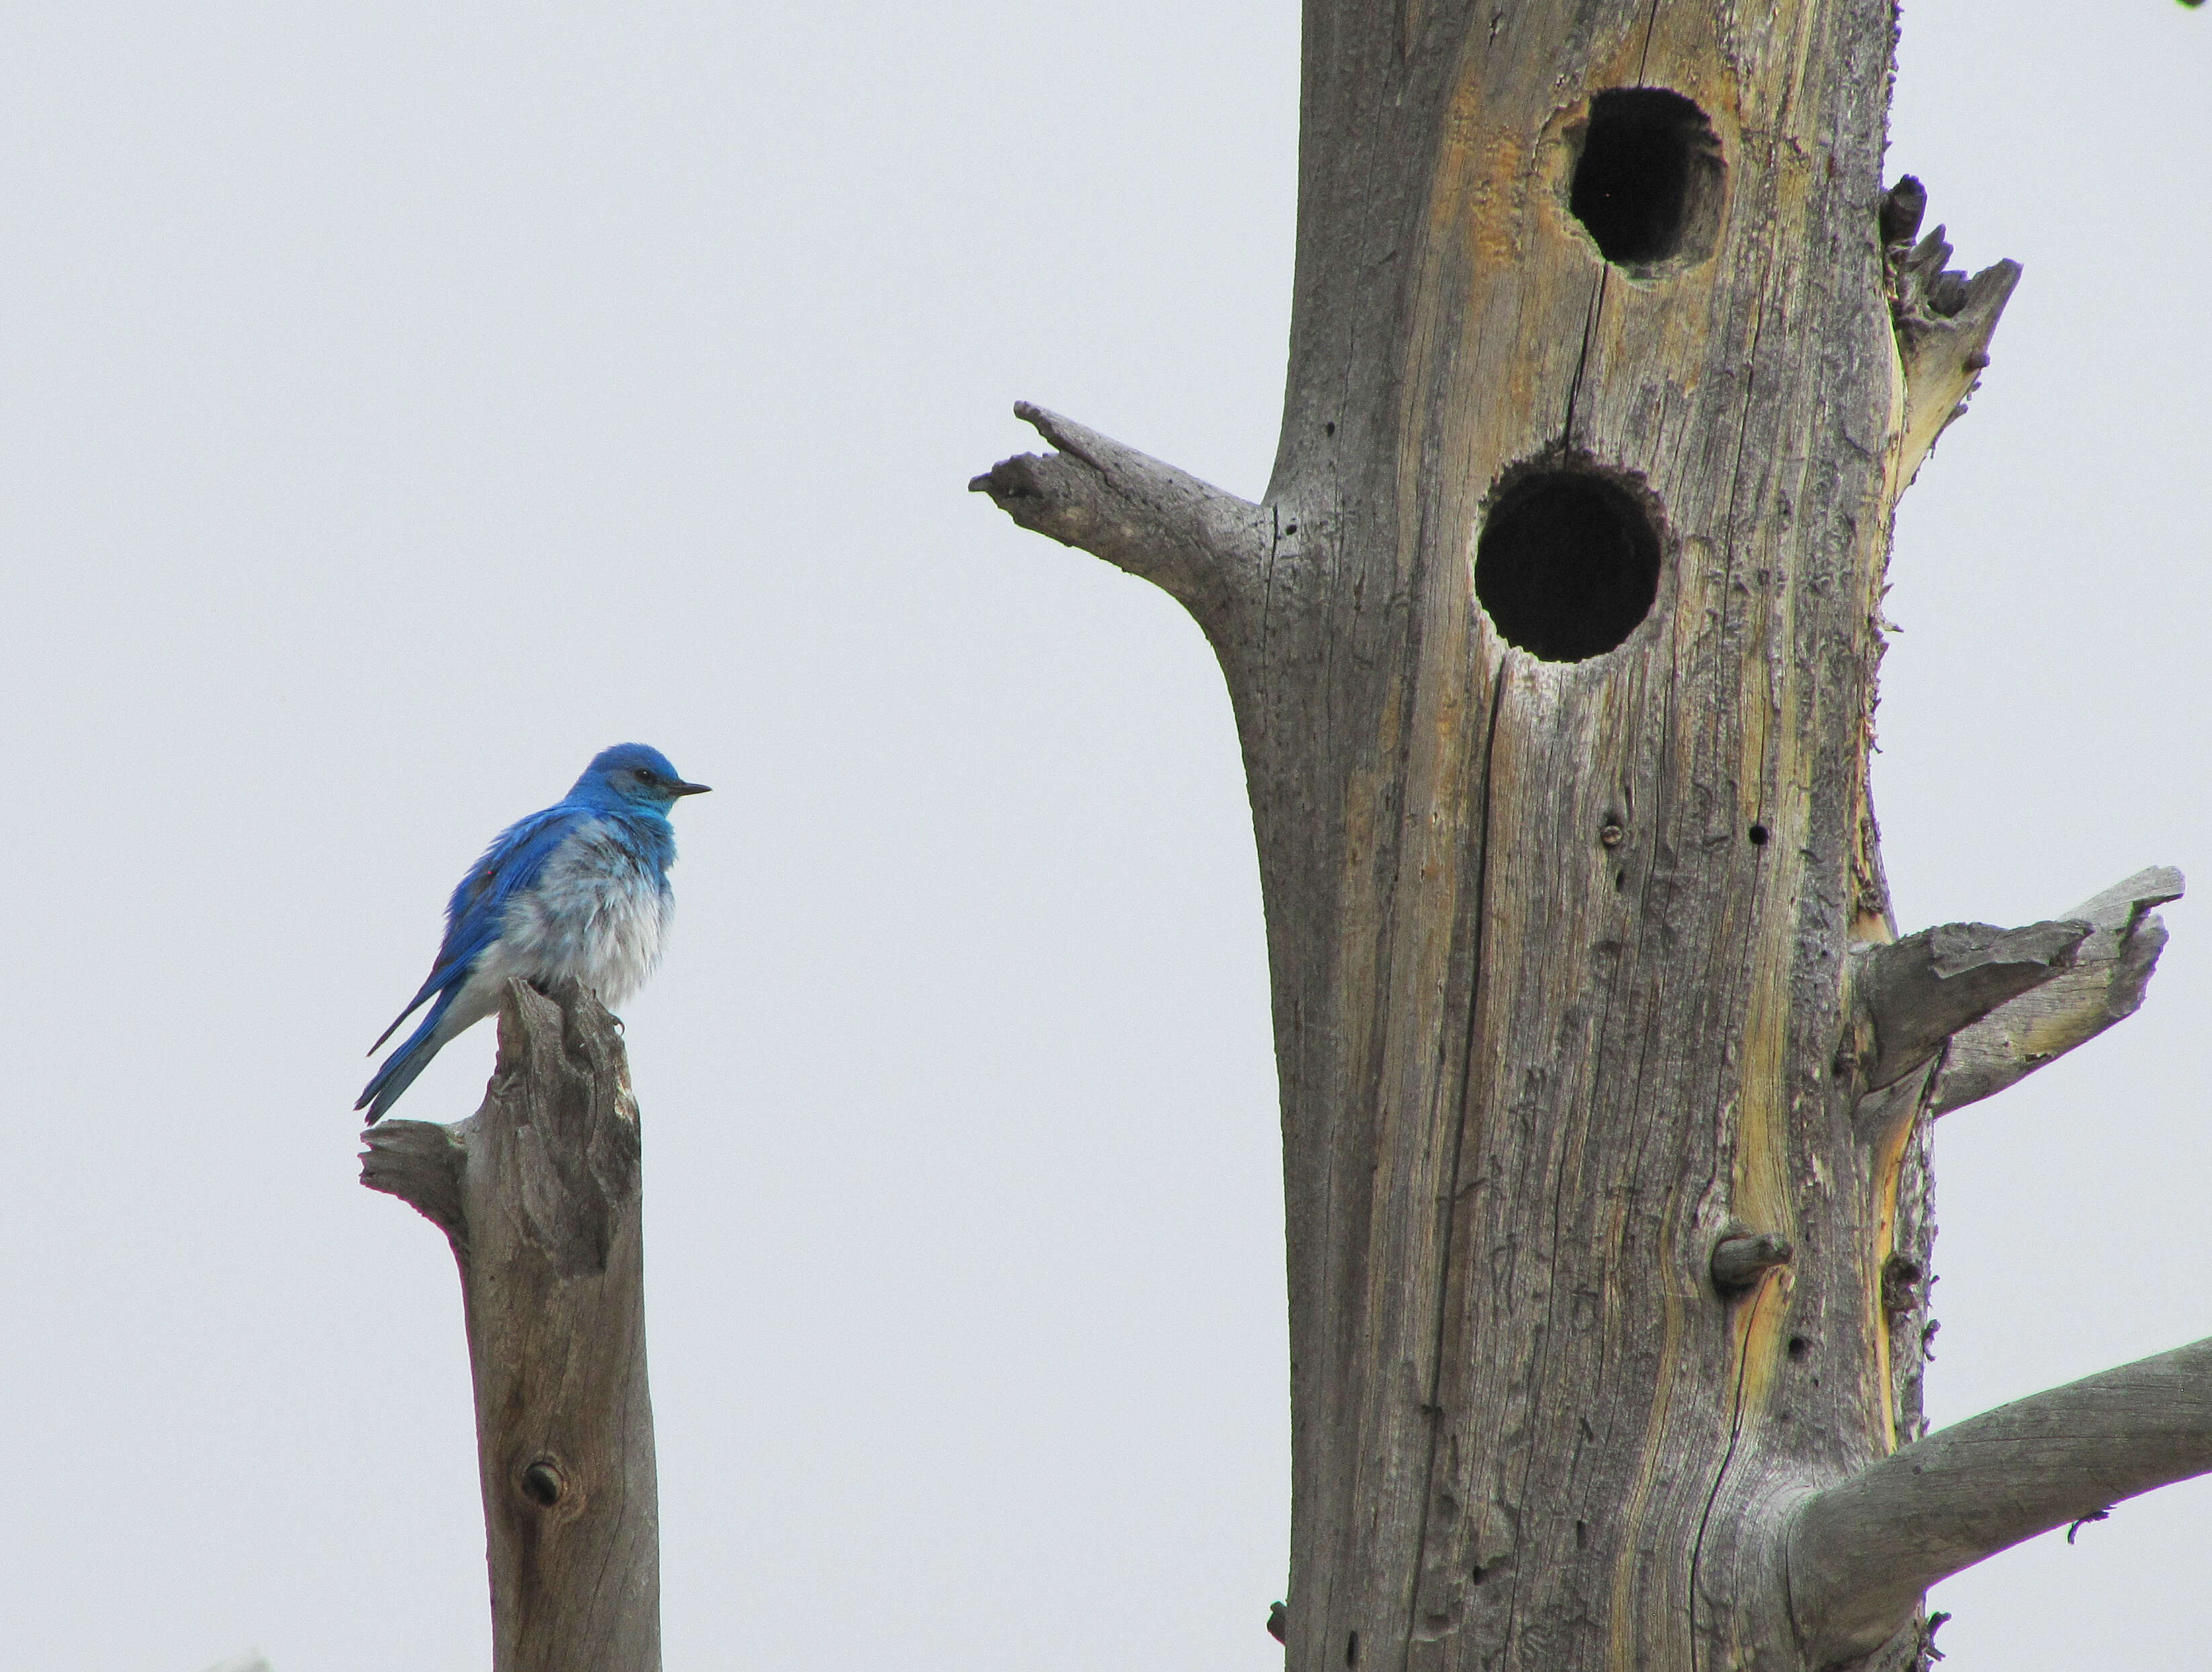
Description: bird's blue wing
xmin=366 ymin=805 xmax=583 ymax=1052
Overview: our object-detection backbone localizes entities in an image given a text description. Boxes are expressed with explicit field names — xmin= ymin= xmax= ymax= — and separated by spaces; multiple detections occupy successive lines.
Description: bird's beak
xmin=671 ymin=780 xmax=712 ymax=796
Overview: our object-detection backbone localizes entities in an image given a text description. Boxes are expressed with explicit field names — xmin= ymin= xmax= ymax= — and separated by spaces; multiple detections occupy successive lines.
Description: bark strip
xmin=361 ymin=978 xmax=660 ymax=1672
xmin=1788 ymin=1336 xmax=2212 ymax=1666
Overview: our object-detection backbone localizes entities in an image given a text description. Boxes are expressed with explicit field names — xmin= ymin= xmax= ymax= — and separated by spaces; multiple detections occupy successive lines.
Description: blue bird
xmin=358 ymin=743 xmax=710 ymax=1123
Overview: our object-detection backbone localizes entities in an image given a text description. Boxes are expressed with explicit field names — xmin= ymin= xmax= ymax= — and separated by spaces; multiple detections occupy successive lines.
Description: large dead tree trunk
xmin=361 ymin=978 xmax=660 ymax=1672
xmin=973 ymin=4 xmax=2196 ymax=1668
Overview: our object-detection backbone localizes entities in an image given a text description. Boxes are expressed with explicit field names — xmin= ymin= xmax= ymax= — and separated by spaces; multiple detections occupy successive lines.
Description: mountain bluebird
xmin=357 ymin=743 xmax=710 ymax=1123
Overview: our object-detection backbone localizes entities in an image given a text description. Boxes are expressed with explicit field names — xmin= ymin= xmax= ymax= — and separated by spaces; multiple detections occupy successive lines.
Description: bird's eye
xmin=634 ymin=768 xmax=658 ymax=785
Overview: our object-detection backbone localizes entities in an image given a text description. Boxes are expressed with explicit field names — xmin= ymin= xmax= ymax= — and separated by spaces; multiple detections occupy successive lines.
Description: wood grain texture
xmin=361 ymin=978 xmax=659 ymax=1672
xmin=975 ymin=3 xmax=2176 ymax=1667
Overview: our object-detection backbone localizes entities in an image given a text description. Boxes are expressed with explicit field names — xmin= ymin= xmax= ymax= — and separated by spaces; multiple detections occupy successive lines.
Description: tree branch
xmin=1883 ymin=180 xmax=2021 ymax=492
xmin=1788 ymin=1336 xmax=2212 ymax=1666
xmin=1930 ymin=866 xmax=2182 ymax=1116
xmin=361 ymin=1116 xmax=469 ymax=1245
xmin=1850 ymin=918 xmax=2091 ymax=1092
xmin=969 ymin=401 xmax=1269 ymax=634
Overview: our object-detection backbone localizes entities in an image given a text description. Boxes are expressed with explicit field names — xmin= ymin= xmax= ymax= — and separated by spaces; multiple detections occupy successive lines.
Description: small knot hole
xmin=520 ymin=1460 xmax=565 ymax=1507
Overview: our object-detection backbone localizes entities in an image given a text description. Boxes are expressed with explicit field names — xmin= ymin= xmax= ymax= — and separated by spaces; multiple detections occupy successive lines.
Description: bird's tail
xmin=357 ymin=997 xmax=454 ymax=1124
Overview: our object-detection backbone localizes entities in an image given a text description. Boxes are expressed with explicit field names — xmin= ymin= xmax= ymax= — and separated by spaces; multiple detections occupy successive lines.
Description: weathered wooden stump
xmin=362 ymin=977 xmax=659 ymax=1672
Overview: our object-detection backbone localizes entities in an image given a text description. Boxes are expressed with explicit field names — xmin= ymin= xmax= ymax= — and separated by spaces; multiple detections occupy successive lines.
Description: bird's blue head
xmin=570 ymin=743 xmax=712 ymax=814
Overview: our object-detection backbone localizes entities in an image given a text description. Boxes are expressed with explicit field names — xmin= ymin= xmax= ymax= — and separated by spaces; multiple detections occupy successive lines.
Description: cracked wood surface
xmin=362 ymin=979 xmax=660 ymax=1672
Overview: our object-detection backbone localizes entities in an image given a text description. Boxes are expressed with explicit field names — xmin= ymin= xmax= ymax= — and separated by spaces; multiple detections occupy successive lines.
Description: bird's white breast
xmin=493 ymin=816 xmax=673 ymax=1011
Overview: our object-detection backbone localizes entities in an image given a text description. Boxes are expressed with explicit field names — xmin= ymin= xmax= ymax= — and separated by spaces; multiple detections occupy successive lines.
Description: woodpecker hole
xmin=1475 ymin=465 xmax=1662 ymax=661
xmin=1568 ymin=88 xmax=1724 ymax=271
xmin=1748 ymin=823 xmax=1770 ymax=845
xmin=1787 ymin=1335 xmax=1812 ymax=1362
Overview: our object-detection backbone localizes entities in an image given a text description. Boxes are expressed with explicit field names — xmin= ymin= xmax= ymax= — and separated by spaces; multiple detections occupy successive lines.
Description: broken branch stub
xmin=1931 ymin=866 xmax=2182 ymax=1115
xmin=968 ymin=402 xmax=1269 ymax=644
xmin=1711 ymin=1231 xmax=1794 ymax=1292
xmin=1850 ymin=918 xmax=2091 ymax=1091
xmin=360 ymin=978 xmax=660 ymax=1672
xmin=1877 ymin=174 xmax=1927 ymax=249
xmin=1885 ymin=184 xmax=2022 ymax=491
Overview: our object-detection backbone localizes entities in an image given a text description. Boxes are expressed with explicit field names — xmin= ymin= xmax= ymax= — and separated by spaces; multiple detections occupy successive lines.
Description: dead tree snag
xmin=974 ymin=4 xmax=2197 ymax=1669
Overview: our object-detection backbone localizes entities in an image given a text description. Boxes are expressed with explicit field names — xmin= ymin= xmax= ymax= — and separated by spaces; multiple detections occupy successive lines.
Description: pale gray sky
xmin=1 ymin=5 xmax=2204 ymax=1669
